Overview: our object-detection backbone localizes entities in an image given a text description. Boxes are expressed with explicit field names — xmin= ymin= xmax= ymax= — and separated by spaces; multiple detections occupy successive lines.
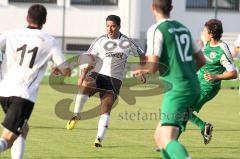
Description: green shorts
xmin=194 ymin=85 xmax=219 ymax=113
xmin=161 ymin=89 xmax=200 ymax=132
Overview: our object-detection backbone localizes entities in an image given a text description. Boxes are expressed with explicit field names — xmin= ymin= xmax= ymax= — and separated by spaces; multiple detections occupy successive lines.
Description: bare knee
xmin=100 ymin=93 xmax=115 ymax=114
xmin=80 ymin=79 xmax=96 ymax=96
xmin=154 ymin=123 xmax=162 ymax=148
xmin=1 ymin=129 xmax=18 ymax=148
xmin=154 ymin=130 xmax=160 ymax=143
xmin=158 ymin=125 xmax=180 ymax=149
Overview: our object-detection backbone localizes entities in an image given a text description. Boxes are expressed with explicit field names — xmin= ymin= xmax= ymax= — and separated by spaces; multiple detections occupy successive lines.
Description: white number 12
xmin=175 ymin=34 xmax=192 ymax=62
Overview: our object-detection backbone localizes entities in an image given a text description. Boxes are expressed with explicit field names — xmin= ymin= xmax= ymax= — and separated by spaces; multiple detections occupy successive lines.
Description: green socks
xmin=163 ymin=140 xmax=190 ymax=159
xmin=160 ymin=149 xmax=170 ymax=159
xmin=190 ymin=113 xmax=205 ymax=130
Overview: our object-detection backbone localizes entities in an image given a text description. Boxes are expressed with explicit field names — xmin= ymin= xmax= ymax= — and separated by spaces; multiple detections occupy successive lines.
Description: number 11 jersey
xmin=0 ymin=28 xmax=67 ymax=102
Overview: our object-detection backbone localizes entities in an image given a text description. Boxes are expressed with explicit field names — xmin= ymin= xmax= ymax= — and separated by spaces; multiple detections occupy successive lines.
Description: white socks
xmin=11 ymin=136 xmax=25 ymax=159
xmin=73 ymin=94 xmax=89 ymax=115
xmin=0 ymin=138 xmax=8 ymax=152
xmin=96 ymin=114 xmax=110 ymax=142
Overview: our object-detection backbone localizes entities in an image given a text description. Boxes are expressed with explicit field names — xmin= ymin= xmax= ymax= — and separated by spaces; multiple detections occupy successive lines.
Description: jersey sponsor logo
xmin=209 ymin=52 xmax=217 ymax=59
xmin=103 ymin=40 xmax=131 ymax=51
xmin=168 ymin=27 xmax=189 ymax=34
xmin=204 ymin=54 xmax=213 ymax=62
xmin=105 ymin=52 xmax=124 ymax=59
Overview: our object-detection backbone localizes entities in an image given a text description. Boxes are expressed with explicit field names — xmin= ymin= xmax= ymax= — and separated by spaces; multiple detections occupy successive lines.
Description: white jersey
xmin=88 ymin=33 xmax=144 ymax=81
xmin=234 ymin=34 xmax=240 ymax=47
xmin=0 ymin=28 xmax=67 ymax=102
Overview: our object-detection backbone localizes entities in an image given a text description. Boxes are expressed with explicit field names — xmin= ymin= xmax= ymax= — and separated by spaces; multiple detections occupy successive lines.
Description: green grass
xmin=0 ymin=85 xmax=240 ymax=159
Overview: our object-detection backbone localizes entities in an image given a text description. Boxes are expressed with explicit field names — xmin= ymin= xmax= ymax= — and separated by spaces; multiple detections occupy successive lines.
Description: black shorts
xmin=0 ymin=96 xmax=34 ymax=135
xmin=89 ymin=72 xmax=122 ymax=99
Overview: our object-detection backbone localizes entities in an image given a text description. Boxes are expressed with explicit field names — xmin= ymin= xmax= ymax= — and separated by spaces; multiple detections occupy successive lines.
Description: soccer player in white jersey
xmin=66 ymin=15 xmax=145 ymax=147
xmin=0 ymin=4 xmax=71 ymax=158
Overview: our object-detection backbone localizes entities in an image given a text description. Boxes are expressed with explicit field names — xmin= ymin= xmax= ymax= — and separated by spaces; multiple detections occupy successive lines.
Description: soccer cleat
xmin=66 ymin=116 xmax=80 ymax=130
xmin=93 ymin=138 xmax=102 ymax=148
xmin=201 ymin=123 xmax=213 ymax=145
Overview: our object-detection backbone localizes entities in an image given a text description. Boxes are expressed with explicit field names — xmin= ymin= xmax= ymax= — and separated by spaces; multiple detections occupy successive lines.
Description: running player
xmin=190 ymin=19 xmax=238 ymax=144
xmin=66 ymin=15 xmax=145 ymax=147
xmin=134 ymin=0 xmax=206 ymax=158
xmin=0 ymin=4 xmax=71 ymax=158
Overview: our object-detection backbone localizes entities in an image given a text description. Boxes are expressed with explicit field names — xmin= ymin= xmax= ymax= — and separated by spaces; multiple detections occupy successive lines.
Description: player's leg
xmin=191 ymin=113 xmax=213 ymax=145
xmin=190 ymin=88 xmax=218 ymax=144
xmin=0 ymin=97 xmax=18 ymax=153
xmin=0 ymin=129 xmax=18 ymax=153
xmin=156 ymin=91 xmax=197 ymax=159
xmin=189 ymin=88 xmax=209 ymax=129
xmin=94 ymin=75 xmax=121 ymax=147
xmin=74 ymin=75 xmax=97 ymax=116
xmin=66 ymin=74 xmax=97 ymax=130
xmin=0 ymin=96 xmax=33 ymax=157
xmin=94 ymin=92 xmax=116 ymax=147
xmin=156 ymin=124 xmax=189 ymax=159
xmin=190 ymin=87 xmax=218 ymax=128
xmin=190 ymin=113 xmax=205 ymax=130
xmin=11 ymin=123 xmax=29 ymax=159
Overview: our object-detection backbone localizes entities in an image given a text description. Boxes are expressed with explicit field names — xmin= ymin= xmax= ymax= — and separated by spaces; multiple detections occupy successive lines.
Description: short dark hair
xmin=205 ymin=19 xmax=223 ymax=40
xmin=27 ymin=4 xmax=47 ymax=26
xmin=106 ymin=15 xmax=121 ymax=26
xmin=152 ymin=0 xmax=172 ymax=16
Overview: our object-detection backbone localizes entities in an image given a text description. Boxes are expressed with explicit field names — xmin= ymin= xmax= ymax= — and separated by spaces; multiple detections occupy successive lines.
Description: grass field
xmin=0 ymin=84 xmax=240 ymax=159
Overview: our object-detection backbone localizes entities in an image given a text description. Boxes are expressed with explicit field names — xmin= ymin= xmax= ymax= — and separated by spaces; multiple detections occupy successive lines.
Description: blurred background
xmin=0 ymin=0 xmax=240 ymax=52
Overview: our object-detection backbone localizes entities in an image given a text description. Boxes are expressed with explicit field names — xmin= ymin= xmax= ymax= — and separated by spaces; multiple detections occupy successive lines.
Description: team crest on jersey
xmin=209 ymin=52 xmax=217 ymax=59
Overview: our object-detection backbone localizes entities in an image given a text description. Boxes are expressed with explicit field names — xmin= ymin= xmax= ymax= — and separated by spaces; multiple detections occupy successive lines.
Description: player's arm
xmin=52 ymin=66 xmax=71 ymax=77
xmin=50 ymin=40 xmax=71 ymax=77
xmin=134 ymin=25 xmax=162 ymax=77
xmin=204 ymin=70 xmax=237 ymax=81
xmin=193 ymin=50 xmax=205 ymax=71
xmin=77 ymin=53 xmax=95 ymax=86
xmin=204 ymin=56 xmax=237 ymax=81
xmin=0 ymin=32 xmax=7 ymax=64
xmin=0 ymin=50 xmax=3 ymax=64
xmin=128 ymin=38 xmax=146 ymax=65
xmin=191 ymin=35 xmax=206 ymax=71
xmin=77 ymin=38 xmax=99 ymax=86
xmin=205 ymin=44 xmax=237 ymax=81
xmin=128 ymin=38 xmax=147 ymax=82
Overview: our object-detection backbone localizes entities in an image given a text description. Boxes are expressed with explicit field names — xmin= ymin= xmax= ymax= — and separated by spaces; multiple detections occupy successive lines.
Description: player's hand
xmin=204 ymin=72 xmax=217 ymax=81
xmin=139 ymin=74 xmax=146 ymax=83
xmin=77 ymin=75 xmax=85 ymax=87
xmin=133 ymin=70 xmax=147 ymax=83
xmin=51 ymin=67 xmax=62 ymax=75
xmin=62 ymin=68 xmax=72 ymax=77
xmin=52 ymin=67 xmax=71 ymax=77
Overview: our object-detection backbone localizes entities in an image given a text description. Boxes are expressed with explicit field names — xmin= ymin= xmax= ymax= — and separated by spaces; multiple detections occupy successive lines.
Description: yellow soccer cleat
xmin=93 ymin=138 xmax=102 ymax=148
xmin=66 ymin=116 xmax=79 ymax=130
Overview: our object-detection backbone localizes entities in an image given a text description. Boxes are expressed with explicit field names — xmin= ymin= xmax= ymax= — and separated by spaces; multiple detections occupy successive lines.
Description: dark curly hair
xmin=205 ymin=19 xmax=223 ymax=41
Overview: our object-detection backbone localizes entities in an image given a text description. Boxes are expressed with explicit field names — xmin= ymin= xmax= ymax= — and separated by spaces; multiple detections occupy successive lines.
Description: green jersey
xmin=146 ymin=19 xmax=202 ymax=131
xmin=146 ymin=19 xmax=200 ymax=92
xmin=198 ymin=41 xmax=236 ymax=88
